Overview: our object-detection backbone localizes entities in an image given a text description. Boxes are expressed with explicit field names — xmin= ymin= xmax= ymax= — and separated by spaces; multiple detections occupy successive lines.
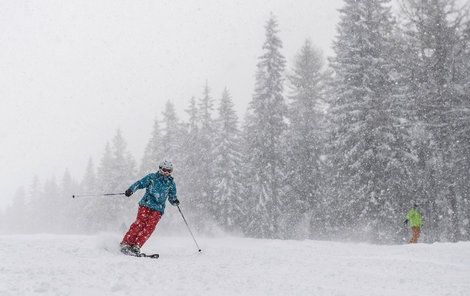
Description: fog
xmin=0 ymin=0 xmax=342 ymax=209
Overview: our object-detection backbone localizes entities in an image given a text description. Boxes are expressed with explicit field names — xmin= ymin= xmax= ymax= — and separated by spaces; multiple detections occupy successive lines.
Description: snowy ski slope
xmin=1 ymin=234 xmax=469 ymax=296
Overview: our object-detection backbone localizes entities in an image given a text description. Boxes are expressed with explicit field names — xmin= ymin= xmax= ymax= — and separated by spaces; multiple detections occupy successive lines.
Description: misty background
xmin=1 ymin=0 xmax=470 ymax=244
xmin=0 ymin=0 xmax=342 ymax=208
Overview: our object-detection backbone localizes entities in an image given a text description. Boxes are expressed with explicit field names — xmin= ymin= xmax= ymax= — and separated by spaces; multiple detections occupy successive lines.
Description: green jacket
xmin=406 ymin=208 xmax=423 ymax=228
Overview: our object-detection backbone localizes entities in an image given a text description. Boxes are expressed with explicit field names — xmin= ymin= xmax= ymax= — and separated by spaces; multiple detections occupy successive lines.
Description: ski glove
xmin=125 ymin=189 xmax=133 ymax=197
xmin=170 ymin=198 xmax=180 ymax=206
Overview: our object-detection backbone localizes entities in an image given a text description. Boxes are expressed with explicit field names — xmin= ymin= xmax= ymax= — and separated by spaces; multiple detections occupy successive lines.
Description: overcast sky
xmin=0 ymin=0 xmax=345 ymax=209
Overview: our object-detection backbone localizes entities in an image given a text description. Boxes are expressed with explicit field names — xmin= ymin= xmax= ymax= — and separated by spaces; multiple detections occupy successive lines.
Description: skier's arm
xmin=403 ymin=210 xmax=412 ymax=225
xmin=127 ymin=174 xmax=152 ymax=195
xmin=168 ymin=181 xmax=179 ymax=205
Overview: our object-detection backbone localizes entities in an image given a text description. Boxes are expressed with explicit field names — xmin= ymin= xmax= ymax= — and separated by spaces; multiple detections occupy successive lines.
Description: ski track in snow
xmin=0 ymin=234 xmax=469 ymax=296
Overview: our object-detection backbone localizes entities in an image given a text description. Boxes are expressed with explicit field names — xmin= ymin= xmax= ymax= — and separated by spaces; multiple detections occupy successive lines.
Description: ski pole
xmin=177 ymin=204 xmax=202 ymax=253
xmin=72 ymin=193 xmax=125 ymax=198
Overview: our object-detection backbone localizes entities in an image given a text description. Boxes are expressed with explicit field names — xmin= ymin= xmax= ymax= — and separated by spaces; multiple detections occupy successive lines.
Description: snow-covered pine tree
xmin=244 ymin=15 xmax=287 ymax=238
xmin=383 ymin=21 xmax=422 ymax=219
xmin=81 ymin=158 xmax=97 ymax=194
xmin=140 ymin=118 xmax=163 ymax=175
xmin=61 ymin=169 xmax=75 ymax=197
xmin=328 ymin=0 xmax=413 ymax=242
xmin=110 ymin=129 xmax=136 ymax=229
xmin=284 ymin=40 xmax=327 ymax=239
xmin=179 ymin=97 xmax=201 ymax=216
xmin=195 ymin=82 xmax=217 ymax=229
xmin=111 ymin=130 xmax=136 ymax=188
xmin=95 ymin=130 xmax=136 ymax=230
xmin=79 ymin=158 xmax=98 ymax=232
xmin=400 ymin=0 xmax=469 ymax=241
xmin=453 ymin=20 xmax=470 ymax=241
xmin=97 ymin=143 xmax=114 ymax=192
xmin=161 ymin=101 xmax=182 ymax=163
xmin=157 ymin=100 xmax=187 ymax=229
xmin=92 ymin=143 xmax=114 ymax=230
xmin=213 ymin=88 xmax=244 ymax=232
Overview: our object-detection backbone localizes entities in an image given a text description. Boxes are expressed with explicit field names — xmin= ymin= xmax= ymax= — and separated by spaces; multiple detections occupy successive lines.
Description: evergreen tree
xmin=179 ymin=97 xmax=201 ymax=213
xmin=97 ymin=143 xmax=114 ymax=193
xmin=285 ymin=40 xmax=327 ymax=238
xmin=95 ymin=130 xmax=136 ymax=230
xmin=140 ymin=118 xmax=163 ymax=175
xmin=79 ymin=158 xmax=98 ymax=232
xmin=400 ymin=0 xmax=470 ymax=241
xmin=110 ymin=129 xmax=136 ymax=190
xmin=213 ymin=88 xmax=244 ymax=231
xmin=61 ymin=169 xmax=75 ymax=196
xmin=154 ymin=101 xmax=186 ymax=229
xmin=110 ymin=130 xmax=136 ymax=228
xmin=161 ymin=101 xmax=182 ymax=162
xmin=453 ymin=20 xmax=470 ymax=241
xmin=81 ymin=158 xmax=97 ymax=194
xmin=92 ymin=143 xmax=114 ymax=231
xmin=195 ymin=82 xmax=217 ymax=227
xmin=328 ymin=0 xmax=413 ymax=242
xmin=244 ymin=15 xmax=287 ymax=238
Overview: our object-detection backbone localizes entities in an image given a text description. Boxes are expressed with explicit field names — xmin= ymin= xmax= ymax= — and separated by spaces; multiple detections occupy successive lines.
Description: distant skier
xmin=404 ymin=203 xmax=423 ymax=244
xmin=120 ymin=160 xmax=179 ymax=256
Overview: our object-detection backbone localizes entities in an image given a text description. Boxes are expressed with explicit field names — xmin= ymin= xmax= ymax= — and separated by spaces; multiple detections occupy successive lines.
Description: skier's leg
xmin=410 ymin=227 xmax=419 ymax=243
xmin=121 ymin=206 xmax=147 ymax=246
xmin=414 ymin=227 xmax=421 ymax=244
xmin=408 ymin=227 xmax=414 ymax=244
xmin=135 ymin=209 xmax=162 ymax=248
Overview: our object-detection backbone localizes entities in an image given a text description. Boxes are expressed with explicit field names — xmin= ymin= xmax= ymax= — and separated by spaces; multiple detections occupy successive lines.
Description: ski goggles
xmin=161 ymin=168 xmax=172 ymax=173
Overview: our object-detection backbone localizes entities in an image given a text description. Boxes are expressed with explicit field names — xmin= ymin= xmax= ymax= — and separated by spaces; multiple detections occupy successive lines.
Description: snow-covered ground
xmin=0 ymin=234 xmax=469 ymax=296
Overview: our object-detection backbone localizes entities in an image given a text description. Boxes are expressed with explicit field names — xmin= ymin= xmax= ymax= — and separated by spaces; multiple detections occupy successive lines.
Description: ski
xmin=139 ymin=253 xmax=159 ymax=259
xmin=120 ymin=247 xmax=159 ymax=259
xmin=120 ymin=251 xmax=159 ymax=259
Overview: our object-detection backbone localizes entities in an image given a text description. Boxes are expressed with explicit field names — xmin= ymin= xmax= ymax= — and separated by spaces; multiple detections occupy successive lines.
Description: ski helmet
xmin=159 ymin=160 xmax=174 ymax=173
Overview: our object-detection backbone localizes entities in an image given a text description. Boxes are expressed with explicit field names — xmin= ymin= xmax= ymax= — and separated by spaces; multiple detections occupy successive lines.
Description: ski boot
xmin=120 ymin=243 xmax=140 ymax=257
xmin=130 ymin=245 xmax=141 ymax=257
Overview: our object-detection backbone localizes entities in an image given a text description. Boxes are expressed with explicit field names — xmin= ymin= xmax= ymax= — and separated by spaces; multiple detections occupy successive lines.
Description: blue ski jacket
xmin=127 ymin=172 xmax=177 ymax=214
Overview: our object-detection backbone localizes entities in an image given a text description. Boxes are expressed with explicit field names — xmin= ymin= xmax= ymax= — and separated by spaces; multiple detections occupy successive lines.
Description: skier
xmin=120 ymin=160 xmax=179 ymax=256
xmin=404 ymin=203 xmax=423 ymax=244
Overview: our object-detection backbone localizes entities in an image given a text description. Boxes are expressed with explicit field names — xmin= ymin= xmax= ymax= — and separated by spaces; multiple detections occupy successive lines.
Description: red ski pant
xmin=121 ymin=206 xmax=162 ymax=248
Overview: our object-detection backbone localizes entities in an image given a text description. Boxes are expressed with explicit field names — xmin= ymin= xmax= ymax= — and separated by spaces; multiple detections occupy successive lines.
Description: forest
xmin=1 ymin=0 xmax=470 ymax=244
